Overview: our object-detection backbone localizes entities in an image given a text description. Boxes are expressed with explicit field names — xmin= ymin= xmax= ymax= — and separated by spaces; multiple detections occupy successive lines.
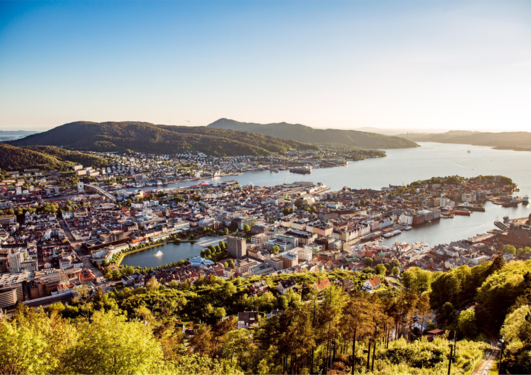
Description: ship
xmin=502 ymin=198 xmax=519 ymax=207
xmin=453 ymin=209 xmax=472 ymax=216
xmin=523 ymin=196 xmax=529 ymax=205
xmin=467 ymin=150 xmax=471 ymax=153
xmin=289 ymin=166 xmax=312 ymax=174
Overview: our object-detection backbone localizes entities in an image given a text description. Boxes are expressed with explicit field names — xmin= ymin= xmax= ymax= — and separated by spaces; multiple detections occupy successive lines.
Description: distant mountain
xmin=0 ymin=130 xmax=39 ymax=141
xmin=0 ymin=144 xmax=109 ymax=172
xmin=208 ymin=119 xmax=419 ymax=149
xmin=397 ymin=131 xmax=531 ymax=150
xmin=9 ymin=121 xmax=319 ymax=156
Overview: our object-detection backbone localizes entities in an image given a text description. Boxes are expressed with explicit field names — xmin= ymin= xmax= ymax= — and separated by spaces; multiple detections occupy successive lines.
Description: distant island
xmin=8 ymin=121 xmax=319 ymax=156
xmin=0 ymin=130 xmax=39 ymax=141
xmin=398 ymin=130 xmax=531 ymax=151
xmin=208 ymin=118 xmax=419 ymax=149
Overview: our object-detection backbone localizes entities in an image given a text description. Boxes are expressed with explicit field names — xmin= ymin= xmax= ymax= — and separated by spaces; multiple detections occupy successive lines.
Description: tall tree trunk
xmin=371 ymin=341 xmax=377 ymax=372
xmin=366 ymin=342 xmax=371 ymax=370
xmin=351 ymin=327 xmax=357 ymax=375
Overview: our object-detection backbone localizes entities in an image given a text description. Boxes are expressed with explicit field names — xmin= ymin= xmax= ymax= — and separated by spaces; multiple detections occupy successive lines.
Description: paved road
xmin=472 ymin=338 xmax=499 ymax=375
xmin=59 ymin=218 xmax=104 ymax=279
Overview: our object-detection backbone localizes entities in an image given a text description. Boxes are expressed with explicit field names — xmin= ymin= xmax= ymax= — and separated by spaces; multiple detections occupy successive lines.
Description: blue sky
xmin=1 ymin=0 xmax=530 ymax=131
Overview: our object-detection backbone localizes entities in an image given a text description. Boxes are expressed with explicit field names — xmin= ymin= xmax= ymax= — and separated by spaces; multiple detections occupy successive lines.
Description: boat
xmin=523 ymin=196 xmax=529 ymax=205
xmin=502 ymin=198 xmax=519 ymax=207
xmin=289 ymin=166 xmax=312 ymax=174
xmin=155 ymin=250 xmax=163 ymax=257
xmin=404 ymin=226 xmax=412 ymax=231
xmin=467 ymin=150 xmax=471 ymax=153
xmin=453 ymin=209 xmax=471 ymax=216
xmin=273 ymin=169 xmax=279 ymax=173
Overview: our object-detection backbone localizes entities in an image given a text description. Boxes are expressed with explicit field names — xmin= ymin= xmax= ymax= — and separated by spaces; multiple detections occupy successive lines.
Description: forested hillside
xmin=208 ymin=118 xmax=419 ymax=149
xmin=6 ymin=254 xmax=529 ymax=375
xmin=0 ymin=144 xmax=108 ymax=171
xmin=0 ymin=143 xmax=73 ymax=171
xmin=10 ymin=121 xmax=318 ymax=156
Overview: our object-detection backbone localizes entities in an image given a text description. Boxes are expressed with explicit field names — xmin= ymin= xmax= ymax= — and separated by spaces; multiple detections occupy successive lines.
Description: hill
xmin=0 ymin=143 xmax=74 ymax=171
xmin=207 ymin=118 xmax=419 ymax=149
xmin=0 ymin=144 xmax=109 ymax=172
xmin=25 ymin=146 xmax=109 ymax=168
xmin=10 ymin=121 xmax=318 ymax=156
xmin=397 ymin=130 xmax=531 ymax=151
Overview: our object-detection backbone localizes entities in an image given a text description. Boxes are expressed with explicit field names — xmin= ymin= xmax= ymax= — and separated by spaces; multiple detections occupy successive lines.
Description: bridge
xmin=85 ymin=184 xmax=116 ymax=202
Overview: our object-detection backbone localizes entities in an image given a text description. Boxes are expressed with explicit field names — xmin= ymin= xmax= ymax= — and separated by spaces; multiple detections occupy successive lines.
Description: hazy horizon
xmin=1 ymin=0 xmax=530 ymax=131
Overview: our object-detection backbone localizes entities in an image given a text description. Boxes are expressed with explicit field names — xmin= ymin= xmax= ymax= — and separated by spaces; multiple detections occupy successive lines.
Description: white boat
xmin=155 ymin=250 xmax=163 ymax=257
xmin=404 ymin=226 xmax=412 ymax=231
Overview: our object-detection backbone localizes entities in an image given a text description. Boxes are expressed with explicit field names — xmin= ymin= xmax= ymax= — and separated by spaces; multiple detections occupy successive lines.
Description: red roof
xmin=367 ymin=276 xmax=381 ymax=287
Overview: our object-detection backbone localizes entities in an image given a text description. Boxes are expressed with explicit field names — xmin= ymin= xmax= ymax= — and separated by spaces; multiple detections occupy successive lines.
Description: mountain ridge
xmin=208 ymin=118 xmax=419 ymax=149
xmin=9 ymin=121 xmax=319 ymax=156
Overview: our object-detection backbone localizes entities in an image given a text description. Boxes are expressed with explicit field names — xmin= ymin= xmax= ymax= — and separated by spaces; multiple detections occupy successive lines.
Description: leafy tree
xmin=458 ymin=308 xmax=478 ymax=338
xmin=392 ymin=266 xmax=400 ymax=276
xmin=363 ymin=257 xmax=373 ymax=267
xmin=375 ymin=264 xmax=386 ymax=276
xmin=0 ymin=304 xmax=77 ymax=374
xmin=243 ymin=224 xmax=251 ymax=233
xmin=504 ymin=244 xmax=517 ymax=256
xmin=271 ymin=246 xmax=280 ymax=255
xmin=62 ymin=310 xmax=169 ymax=374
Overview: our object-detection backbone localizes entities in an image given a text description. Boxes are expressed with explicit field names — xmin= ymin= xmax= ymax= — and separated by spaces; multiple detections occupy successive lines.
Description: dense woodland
xmin=208 ymin=118 xmax=419 ymax=149
xmin=0 ymin=144 xmax=108 ymax=171
xmin=4 ymin=249 xmax=531 ymax=374
xmin=10 ymin=121 xmax=319 ymax=156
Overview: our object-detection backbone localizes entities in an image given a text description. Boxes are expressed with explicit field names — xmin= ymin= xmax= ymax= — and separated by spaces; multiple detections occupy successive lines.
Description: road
xmin=472 ymin=338 xmax=499 ymax=375
xmin=59 ymin=218 xmax=104 ymax=279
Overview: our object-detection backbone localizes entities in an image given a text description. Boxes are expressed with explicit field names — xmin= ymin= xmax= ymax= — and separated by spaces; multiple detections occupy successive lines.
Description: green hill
xmin=207 ymin=118 xmax=419 ymax=149
xmin=0 ymin=143 xmax=74 ymax=171
xmin=398 ymin=130 xmax=531 ymax=150
xmin=10 ymin=121 xmax=318 ymax=156
xmin=25 ymin=146 xmax=109 ymax=168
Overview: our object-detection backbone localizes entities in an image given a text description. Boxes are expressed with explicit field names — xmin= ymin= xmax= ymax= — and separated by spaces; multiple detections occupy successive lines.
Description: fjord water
xmin=124 ymin=143 xmax=531 ymax=266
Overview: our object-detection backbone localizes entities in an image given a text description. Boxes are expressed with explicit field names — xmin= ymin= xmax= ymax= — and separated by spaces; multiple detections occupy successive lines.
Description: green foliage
xmin=457 ymin=308 xmax=478 ymax=338
xmin=11 ymin=121 xmax=319 ymax=156
xmin=375 ymin=263 xmax=387 ymax=276
xmin=476 ymin=260 xmax=531 ymax=327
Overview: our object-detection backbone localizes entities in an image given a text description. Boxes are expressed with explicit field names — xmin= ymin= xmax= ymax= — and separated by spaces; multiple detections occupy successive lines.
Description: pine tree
xmin=488 ymin=248 xmax=506 ymax=275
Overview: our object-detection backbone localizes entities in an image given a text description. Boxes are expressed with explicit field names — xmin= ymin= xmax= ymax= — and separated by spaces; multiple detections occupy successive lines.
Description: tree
xmin=214 ymin=308 xmax=227 ymax=318
xmin=458 ymin=308 xmax=478 ymax=338
xmin=375 ymin=264 xmax=386 ymax=276
xmin=271 ymin=246 xmax=280 ymax=255
xmin=488 ymin=248 xmax=506 ymax=274
xmin=62 ymin=310 xmax=169 ymax=374
xmin=504 ymin=244 xmax=517 ymax=256
xmin=0 ymin=304 xmax=77 ymax=375
xmin=243 ymin=224 xmax=251 ymax=233
xmin=416 ymin=293 xmax=432 ymax=335
xmin=363 ymin=257 xmax=373 ymax=267
xmin=392 ymin=266 xmax=400 ymax=276
xmin=146 ymin=277 xmax=160 ymax=290
xmin=223 ymin=228 xmax=229 ymax=235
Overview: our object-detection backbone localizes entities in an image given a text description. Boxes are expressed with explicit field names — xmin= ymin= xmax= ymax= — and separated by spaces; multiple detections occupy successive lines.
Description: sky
xmin=0 ymin=0 xmax=530 ymax=132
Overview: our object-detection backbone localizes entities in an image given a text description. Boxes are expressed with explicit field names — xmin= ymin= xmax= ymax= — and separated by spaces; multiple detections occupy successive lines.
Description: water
xmin=121 ymin=242 xmax=202 ymax=268
xmin=122 ymin=143 xmax=531 ymax=266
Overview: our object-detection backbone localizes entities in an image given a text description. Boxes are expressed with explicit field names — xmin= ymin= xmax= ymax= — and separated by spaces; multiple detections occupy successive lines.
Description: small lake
xmin=121 ymin=242 xmax=202 ymax=268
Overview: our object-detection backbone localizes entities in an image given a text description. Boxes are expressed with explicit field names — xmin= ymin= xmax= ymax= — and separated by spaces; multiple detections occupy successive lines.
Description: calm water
xmin=123 ymin=143 xmax=531 ymax=266
xmin=121 ymin=242 xmax=202 ymax=268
